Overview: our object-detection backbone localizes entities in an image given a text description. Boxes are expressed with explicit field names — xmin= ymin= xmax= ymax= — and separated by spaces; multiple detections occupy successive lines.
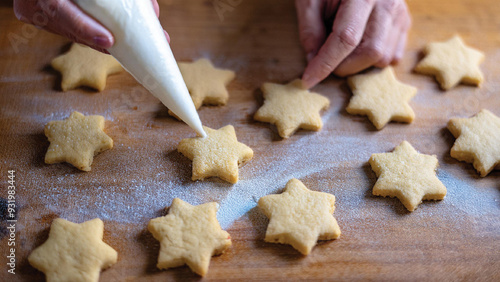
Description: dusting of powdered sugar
xmin=19 ymin=89 xmax=499 ymax=233
xmin=11 ymin=53 xmax=499 ymax=238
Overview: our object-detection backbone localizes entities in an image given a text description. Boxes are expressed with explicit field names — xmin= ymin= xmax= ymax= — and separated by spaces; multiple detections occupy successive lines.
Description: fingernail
xmin=93 ymin=36 xmax=113 ymax=49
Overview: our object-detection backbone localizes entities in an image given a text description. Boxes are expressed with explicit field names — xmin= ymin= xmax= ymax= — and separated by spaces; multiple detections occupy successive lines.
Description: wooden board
xmin=1 ymin=0 xmax=499 ymax=280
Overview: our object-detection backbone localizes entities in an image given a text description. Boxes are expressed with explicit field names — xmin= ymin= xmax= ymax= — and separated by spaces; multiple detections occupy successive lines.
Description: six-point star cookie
xmin=32 ymin=34 xmax=493 ymax=272
xmin=369 ymin=141 xmax=447 ymax=211
xmin=254 ymin=79 xmax=330 ymax=138
xmin=51 ymin=43 xmax=123 ymax=91
xmin=177 ymin=58 xmax=235 ymax=109
xmin=177 ymin=125 xmax=253 ymax=183
xmin=258 ymin=178 xmax=341 ymax=255
xmin=28 ymin=218 xmax=118 ymax=282
xmin=448 ymin=109 xmax=500 ymax=176
xmin=414 ymin=35 xmax=484 ymax=90
xmin=44 ymin=111 xmax=113 ymax=171
xmin=148 ymin=198 xmax=231 ymax=276
xmin=347 ymin=67 xmax=417 ymax=130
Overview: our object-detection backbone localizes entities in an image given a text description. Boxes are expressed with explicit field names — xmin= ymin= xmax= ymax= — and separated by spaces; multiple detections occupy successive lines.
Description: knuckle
xmin=336 ymin=27 xmax=361 ymax=50
xmin=395 ymin=13 xmax=411 ymax=32
xmin=364 ymin=44 xmax=384 ymax=61
xmin=380 ymin=0 xmax=398 ymax=13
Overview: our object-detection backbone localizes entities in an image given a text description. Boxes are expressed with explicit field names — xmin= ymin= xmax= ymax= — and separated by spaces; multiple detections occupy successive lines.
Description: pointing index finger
xmin=302 ymin=0 xmax=375 ymax=88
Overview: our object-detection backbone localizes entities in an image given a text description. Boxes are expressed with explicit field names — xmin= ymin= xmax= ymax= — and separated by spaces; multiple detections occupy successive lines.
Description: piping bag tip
xmin=192 ymin=121 xmax=207 ymax=138
xmin=197 ymin=128 xmax=207 ymax=138
xmin=174 ymin=107 xmax=207 ymax=138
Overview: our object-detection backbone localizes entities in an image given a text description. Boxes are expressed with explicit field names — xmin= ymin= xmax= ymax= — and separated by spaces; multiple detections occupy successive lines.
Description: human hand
xmin=296 ymin=0 xmax=411 ymax=88
xmin=13 ymin=0 xmax=169 ymax=53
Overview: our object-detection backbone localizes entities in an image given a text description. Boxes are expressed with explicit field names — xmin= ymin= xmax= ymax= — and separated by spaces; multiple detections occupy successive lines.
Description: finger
xmin=13 ymin=0 xmax=38 ymax=23
xmin=295 ymin=0 xmax=327 ymax=61
xmin=375 ymin=3 xmax=410 ymax=67
xmin=164 ymin=30 xmax=171 ymax=43
xmin=393 ymin=31 xmax=408 ymax=63
xmin=334 ymin=3 xmax=394 ymax=77
xmin=40 ymin=0 xmax=114 ymax=49
xmin=152 ymin=0 xmax=160 ymax=17
xmin=41 ymin=21 xmax=111 ymax=54
xmin=151 ymin=1 xmax=170 ymax=45
xmin=380 ymin=2 xmax=411 ymax=66
xmin=302 ymin=0 xmax=375 ymax=88
xmin=393 ymin=12 xmax=411 ymax=63
xmin=373 ymin=27 xmax=400 ymax=68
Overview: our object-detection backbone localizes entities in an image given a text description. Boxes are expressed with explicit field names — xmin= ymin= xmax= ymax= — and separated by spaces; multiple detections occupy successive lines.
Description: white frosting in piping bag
xmin=73 ymin=0 xmax=206 ymax=137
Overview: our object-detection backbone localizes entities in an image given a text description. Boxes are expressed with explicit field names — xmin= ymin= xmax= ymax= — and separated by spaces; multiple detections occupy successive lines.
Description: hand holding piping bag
xmin=14 ymin=0 xmax=205 ymax=137
xmin=13 ymin=0 xmax=169 ymax=53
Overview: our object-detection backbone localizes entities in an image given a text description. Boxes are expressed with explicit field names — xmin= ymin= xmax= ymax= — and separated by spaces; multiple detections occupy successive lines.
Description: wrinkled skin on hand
xmin=296 ymin=0 xmax=411 ymax=88
xmin=13 ymin=0 xmax=166 ymax=53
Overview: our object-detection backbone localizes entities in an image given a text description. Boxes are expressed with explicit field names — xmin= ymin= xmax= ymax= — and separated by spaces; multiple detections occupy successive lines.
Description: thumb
xmin=295 ymin=0 xmax=326 ymax=61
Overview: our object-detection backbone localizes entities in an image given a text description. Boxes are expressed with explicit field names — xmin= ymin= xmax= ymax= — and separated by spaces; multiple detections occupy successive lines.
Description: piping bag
xmin=73 ymin=0 xmax=206 ymax=137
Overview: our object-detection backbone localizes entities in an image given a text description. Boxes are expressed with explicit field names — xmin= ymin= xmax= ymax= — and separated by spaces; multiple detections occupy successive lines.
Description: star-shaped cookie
xmin=448 ymin=109 xmax=500 ymax=177
xmin=254 ymin=79 xmax=330 ymax=138
xmin=177 ymin=58 xmax=235 ymax=109
xmin=258 ymin=178 xmax=341 ymax=255
xmin=369 ymin=141 xmax=447 ymax=211
xmin=346 ymin=67 xmax=417 ymax=130
xmin=148 ymin=198 xmax=231 ymax=276
xmin=414 ymin=35 xmax=484 ymax=90
xmin=28 ymin=218 xmax=118 ymax=282
xmin=177 ymin=125 xmax=253 ymax=183
xmin=44 ymin=111 xmax=113 ymax=171
xmin=51 ymin=43 xmax=123 ymax=91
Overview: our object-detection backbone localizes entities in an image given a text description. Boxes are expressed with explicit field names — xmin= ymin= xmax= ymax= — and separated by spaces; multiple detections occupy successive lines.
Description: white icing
xmin=73 ymin=0 xmax=206 ymax=137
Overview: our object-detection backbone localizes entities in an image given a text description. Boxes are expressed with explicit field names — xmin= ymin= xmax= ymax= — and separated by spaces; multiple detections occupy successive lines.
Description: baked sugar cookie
xmin=448 ymin=109 xmax=500 ymax=177
xmin=51 ymin=43 xmax=122 ymax=91
xmin=177 ymin=125 xmax=253 ymax=183
xmin=148 ymin=198 xmax=231 ymax=276
xmin=178 ymin=58 xmax=235 ymax=109
xmin=347 ymin=67 xmax=417 ymax=130
xmin=254 ymin=79 xmax=330 ymax=138
xmin=258 ymin=178 xmax=340 ymax=255
xmin=369 ymin=141 xmax=447 ymax=211
xmin=28 ymin=218 xmax=117 ymax=282
xmin=44 ymin=111 xmax=113 ymax=171
xmin=414 ymin=35 xmax=484 ymax=90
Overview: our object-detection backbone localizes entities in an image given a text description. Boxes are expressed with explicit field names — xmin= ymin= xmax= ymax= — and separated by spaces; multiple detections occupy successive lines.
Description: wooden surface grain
xmin=1 ymin=0 xmax=499 ymax=281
